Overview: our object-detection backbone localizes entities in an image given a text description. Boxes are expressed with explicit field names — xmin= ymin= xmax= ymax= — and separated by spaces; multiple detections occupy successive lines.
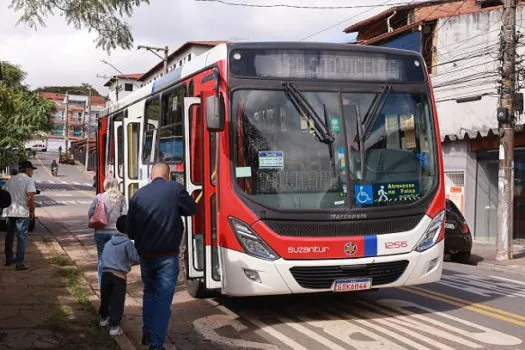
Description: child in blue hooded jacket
xmin=99 ymin=231 xmax=139 ymax=336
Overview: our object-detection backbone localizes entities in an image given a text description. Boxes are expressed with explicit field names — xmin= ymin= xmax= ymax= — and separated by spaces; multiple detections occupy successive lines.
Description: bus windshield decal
xmin=229 ymin=49 xmax=425 ymax=82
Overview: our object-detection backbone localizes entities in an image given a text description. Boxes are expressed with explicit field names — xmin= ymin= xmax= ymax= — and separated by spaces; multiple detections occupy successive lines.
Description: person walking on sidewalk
xmin=88 ymin=177 xmax=127 ymax=286
xmin=98 ymin=228 xmax=140 ymax=336
xmin=127 ymin=163 xmax=197 ymax=350
xmin=3 ymin=161 xmax=37 ymax=270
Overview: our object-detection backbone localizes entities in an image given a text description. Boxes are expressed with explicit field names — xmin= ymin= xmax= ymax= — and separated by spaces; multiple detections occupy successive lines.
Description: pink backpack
xmin=88 ymin=194 xmax=108 ymax=229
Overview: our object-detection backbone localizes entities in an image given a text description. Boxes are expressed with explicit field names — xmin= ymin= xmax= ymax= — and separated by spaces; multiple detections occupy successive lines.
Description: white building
xmin=103 ymin=74 xmax=143 ymax=105
xmin=140 ymin=41 xmax=226 ymax=85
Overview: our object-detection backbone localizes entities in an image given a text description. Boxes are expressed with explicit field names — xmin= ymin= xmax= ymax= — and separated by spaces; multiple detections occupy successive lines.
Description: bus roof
xmin=100 ymin=42 xmax=422 ymax=118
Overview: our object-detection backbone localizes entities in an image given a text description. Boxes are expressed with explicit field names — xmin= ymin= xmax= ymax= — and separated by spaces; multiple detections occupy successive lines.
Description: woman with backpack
xmin=88 ymin=177 xmax=127 ymax=286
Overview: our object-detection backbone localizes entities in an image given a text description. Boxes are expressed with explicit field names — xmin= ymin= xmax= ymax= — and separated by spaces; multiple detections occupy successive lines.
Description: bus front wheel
xmin=184 ymin=252 xmax=218 ymax=299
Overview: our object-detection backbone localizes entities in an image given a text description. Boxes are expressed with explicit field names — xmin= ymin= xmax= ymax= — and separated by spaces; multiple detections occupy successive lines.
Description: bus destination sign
xmin=229 ymin=49 xmax=425 ymax=82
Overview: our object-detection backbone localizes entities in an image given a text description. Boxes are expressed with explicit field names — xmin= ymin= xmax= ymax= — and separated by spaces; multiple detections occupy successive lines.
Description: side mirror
xmin=206 ymin=95 xmax=225 ymax=131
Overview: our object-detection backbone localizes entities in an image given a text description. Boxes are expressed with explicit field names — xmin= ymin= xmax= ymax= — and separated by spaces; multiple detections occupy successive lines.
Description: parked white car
xmin=25 ymin=142 xmax=47 ymax=152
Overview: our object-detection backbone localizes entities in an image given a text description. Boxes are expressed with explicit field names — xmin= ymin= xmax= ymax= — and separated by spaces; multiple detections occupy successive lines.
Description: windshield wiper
xmin=282 ymin=82 xmax=337 ymax=176
xmin=362 ymin=84 xmax=391 ymax=138
xmin=282 ymin=81 xmax=335 ymax=144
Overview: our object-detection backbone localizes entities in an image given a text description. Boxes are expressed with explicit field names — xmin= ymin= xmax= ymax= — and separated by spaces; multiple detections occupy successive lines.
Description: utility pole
xmin=137 ymin=45 xmax=169 ymax=74
xmin=64 ymin=92 xmax=69 ymax=153
xmin=85 ymin=87 xmax=92 ymax=171
xmin=496 ymin=0 xmax=517 ymax=261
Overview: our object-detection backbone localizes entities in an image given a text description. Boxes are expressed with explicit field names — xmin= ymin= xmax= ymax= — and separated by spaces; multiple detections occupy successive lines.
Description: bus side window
xmin=190 ymin=105 xmax=203 ymax=185
xmin=159 ymin=86 xmax=186 ymax=164
xmin=143 ymin=98 xmax=160 ymax=164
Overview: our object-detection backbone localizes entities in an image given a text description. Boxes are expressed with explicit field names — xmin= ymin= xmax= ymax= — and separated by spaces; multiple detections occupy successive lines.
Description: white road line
xmin=73 ymin=181 xmax=81 ymax=185
xmin=489 ymin=275 xmax=525 ymax=286
xmin=47 ymin=180 xmax=56 ymax=184
xmin=238 ymin=311 xmax=309 ymax=350
xmin=61 ymin=181 xmax=68 ymax=184
xmin=51 ymin=194 xmax=73 ymax=197
xmin=83 ymin=183 xmax=91 ymax=187
xmin=276 ymin=315 xmax=346 ymax=350
xmin=325 ymin=307 xmax=427 ymax=350
xmin=349 ymin=306 xmax=457 ymax=350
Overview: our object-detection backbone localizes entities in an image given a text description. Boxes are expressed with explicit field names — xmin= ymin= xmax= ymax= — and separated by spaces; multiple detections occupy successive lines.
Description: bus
xmin=96 ymin=42 xmax=445 ymax=298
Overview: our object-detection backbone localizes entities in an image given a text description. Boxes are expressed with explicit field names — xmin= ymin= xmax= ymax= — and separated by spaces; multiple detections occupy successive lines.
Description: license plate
xmin=333 ymin=278 xmax=372 ymax=292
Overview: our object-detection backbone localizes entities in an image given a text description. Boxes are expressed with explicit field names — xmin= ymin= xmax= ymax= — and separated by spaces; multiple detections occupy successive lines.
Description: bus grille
xmin=289 ymin=260 xmax=409 ymax=289
xmin=263 ymin=215 xmax=422 ymax=237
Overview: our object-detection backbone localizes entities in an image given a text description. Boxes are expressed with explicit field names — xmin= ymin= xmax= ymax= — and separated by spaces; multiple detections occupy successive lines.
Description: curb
xmin=37 ymin=216 xmax=138 ymax=350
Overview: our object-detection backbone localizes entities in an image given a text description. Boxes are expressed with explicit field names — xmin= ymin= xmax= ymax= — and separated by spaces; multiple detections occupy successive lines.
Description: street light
xmin=100 ymin=59 xmax=140 ymax=101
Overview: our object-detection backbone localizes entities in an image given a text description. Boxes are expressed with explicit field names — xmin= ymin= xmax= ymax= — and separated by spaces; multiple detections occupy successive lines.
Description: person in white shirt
xmin=3 ymin=161 xmax=37 ymax=270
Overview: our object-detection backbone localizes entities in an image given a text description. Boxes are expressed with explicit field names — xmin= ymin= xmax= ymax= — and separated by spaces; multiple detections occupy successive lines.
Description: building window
xmin=73 ymin=127 xmax=82 ymax=137
xmin=53 ymin=126 xmax=64 ymax=136
xmin=125 ymin=83 xmax=133 ymax=92
xmin=188 ymin=54 xmax=192 ymax=62
xmin=179 ymin=60 xmax=183 ymax=66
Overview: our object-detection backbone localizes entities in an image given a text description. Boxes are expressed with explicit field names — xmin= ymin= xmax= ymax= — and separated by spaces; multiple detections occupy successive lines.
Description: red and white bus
xmin=97 ymin=42 xmax=445 ymax=298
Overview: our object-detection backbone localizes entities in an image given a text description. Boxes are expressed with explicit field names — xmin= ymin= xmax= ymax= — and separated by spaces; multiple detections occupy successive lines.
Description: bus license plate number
xmin=333 ymin=278 xmax=372 ymax=292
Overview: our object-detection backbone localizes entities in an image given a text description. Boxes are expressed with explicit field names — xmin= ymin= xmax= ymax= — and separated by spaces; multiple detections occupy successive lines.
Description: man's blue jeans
xmin=5 ymin=217 xmax=30 ymax=267
xmin=94 ymin=233 xmax=114 ymax=287
xmin=140 ymin=256 xmax=179 ymax=349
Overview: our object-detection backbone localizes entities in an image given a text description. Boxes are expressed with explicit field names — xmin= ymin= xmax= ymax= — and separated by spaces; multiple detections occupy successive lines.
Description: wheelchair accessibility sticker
xmin=354 ymin=185 xmax=373 ymax=205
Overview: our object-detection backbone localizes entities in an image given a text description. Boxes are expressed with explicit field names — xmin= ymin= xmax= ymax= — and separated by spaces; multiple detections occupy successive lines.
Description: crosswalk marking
xmin=35 ymin=179 xmax=94 ymax=188
xmin=490 ymin=275 xmax=525 ymax=286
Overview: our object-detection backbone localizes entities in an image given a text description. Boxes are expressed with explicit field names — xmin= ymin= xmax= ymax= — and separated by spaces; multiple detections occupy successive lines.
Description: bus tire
xmin=184 ymin=251 xmax=218 ymax=299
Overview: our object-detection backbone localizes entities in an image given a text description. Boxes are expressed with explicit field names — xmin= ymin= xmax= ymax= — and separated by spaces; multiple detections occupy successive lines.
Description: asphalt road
xmin=33 ymin=152 xmax=525 ymax=350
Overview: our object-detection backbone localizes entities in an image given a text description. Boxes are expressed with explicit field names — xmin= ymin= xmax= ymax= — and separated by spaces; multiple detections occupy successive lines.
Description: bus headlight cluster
xmin=229 ymin=217 xmax=279 ymax=261
xmin=415 ymin=211 xmax=445 ymax=252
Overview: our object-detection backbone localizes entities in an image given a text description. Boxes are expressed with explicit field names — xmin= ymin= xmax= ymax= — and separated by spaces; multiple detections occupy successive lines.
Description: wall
xmin=107 ymin=78 xmax=139 ymax=105
xmin=141 ymin=46 xmax=211 ymax=85
xmin=442 ymin=141 xmax=477 ymax=232
xmin=432 ymin=7 xmax=525 ymax=138
xmin=380 ymin=31 xmax=422 ymax=53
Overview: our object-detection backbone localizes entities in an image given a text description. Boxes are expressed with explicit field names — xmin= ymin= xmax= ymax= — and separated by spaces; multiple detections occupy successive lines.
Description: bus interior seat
xmin=364 ymin=148 xmax=419 ymax=183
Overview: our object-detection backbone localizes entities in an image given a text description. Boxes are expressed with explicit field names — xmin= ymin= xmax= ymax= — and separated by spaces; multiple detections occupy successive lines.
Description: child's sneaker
xmin=109 ymin=326 xmax=123 ymax=336
xmin=99 ymin=317 xmax=109 ymax=327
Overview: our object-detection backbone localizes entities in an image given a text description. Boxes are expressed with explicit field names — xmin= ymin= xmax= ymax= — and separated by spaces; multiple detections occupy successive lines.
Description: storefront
xmin=442 ymin=132 xmax=525 ymax=243
xmin=475 ymin=149 xmax=525 ymax=242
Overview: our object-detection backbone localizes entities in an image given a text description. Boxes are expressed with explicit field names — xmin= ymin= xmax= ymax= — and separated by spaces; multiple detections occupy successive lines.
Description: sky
xmin=0 ymin=0 xmax=410 ymax=95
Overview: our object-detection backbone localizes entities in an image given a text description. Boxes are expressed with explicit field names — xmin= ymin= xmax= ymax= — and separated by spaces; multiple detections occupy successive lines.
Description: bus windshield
xmin=232 ymin=89 xmax=437 ymax=210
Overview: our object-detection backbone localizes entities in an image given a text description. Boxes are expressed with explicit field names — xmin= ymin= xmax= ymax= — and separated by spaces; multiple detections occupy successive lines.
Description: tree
xmin=9 ymin=0 xmax=150 ymax=52
xmin=0 ymin=62 xmax=54 ymax=169
xmin=34 ymin=85 xmax=103 ymax=97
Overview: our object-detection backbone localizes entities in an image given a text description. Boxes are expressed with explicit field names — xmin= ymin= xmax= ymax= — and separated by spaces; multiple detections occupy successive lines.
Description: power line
xmin=300 ymin=0 xmax=394 ymax=41
xmin=194 ymin=0 xmax=416 ymax=9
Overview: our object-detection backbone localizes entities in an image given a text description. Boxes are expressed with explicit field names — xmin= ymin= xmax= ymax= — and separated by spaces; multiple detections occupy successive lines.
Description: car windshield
xmin=232 ymin=89 xmax=437 ymax=210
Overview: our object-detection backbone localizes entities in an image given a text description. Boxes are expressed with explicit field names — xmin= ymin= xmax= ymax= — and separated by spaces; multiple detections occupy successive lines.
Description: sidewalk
xmin=471 ymin=240 xmax=525 ymax=274
xmin=0 ymin=221 xmax=119 ymax=349
xmin=37 ymin=208 xmax=185 ymax=350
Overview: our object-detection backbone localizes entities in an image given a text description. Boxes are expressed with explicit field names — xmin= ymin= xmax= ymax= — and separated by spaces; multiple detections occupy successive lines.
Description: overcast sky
xmin=1 ymin=0 xmax=409 ymax=95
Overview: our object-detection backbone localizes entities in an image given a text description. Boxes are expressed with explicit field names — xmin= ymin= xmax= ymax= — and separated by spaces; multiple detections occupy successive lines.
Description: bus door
xmin=123 ymin=105 xmax=142 ymax=201
xmin=184 ymin=93 xmax=221 ymax=290
xmin=113 ymin=120 xmax=125 ymax=196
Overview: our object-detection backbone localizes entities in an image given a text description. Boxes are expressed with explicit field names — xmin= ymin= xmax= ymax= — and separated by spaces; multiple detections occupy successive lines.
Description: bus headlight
xmin=229 ymin=217 xmax=279 ymax=261
xmin=415 ymin=211 xmax=445 ymax=252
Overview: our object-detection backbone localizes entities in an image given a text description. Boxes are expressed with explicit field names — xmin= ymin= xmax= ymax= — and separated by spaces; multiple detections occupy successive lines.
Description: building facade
xmin=39 ymin=92 xmax=106 ymax=151
xmin=103 ymin=41 xmax=226 ymax=106
xmin=346 ymin=0 xmax=525 ymax=242
xmin=103 ymin=74 xmax=142 ymax=105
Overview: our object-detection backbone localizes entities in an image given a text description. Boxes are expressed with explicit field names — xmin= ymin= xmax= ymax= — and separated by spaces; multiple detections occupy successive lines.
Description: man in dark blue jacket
xmin=127 ymin=163 xmax=197 ymax=350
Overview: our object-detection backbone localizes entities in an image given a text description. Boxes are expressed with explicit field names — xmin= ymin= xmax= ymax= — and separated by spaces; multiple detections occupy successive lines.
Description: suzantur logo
xmin=288 ymin=246 xmax=330 ymax=254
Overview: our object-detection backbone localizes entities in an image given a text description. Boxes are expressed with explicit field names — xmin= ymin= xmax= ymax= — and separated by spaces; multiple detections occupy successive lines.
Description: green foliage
xmin=0 ymin=62 xmax=54 ymax=168
xmin=34 ymin=85 xmax=103 ymax=97
xmin=9 ymin=0 xmax=150 ymax=52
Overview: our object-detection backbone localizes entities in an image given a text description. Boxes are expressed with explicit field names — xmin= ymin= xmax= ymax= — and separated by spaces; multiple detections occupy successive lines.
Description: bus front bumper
xmin=220 ymin=240 xmax=444 ymax=297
